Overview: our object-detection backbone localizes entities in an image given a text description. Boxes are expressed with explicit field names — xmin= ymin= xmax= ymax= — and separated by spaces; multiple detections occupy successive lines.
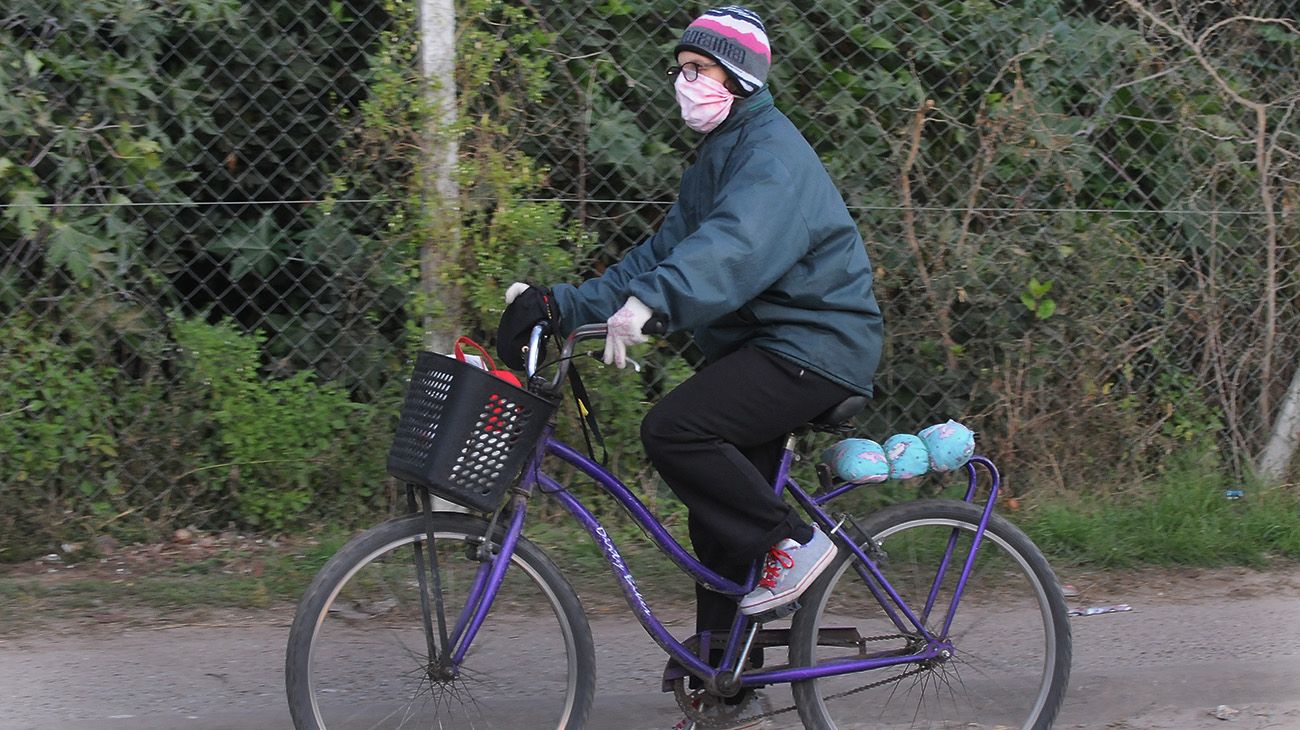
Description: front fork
xmin=406 ymin=441 xmax=545 ymax=677
xmin=406 ymin=484 xmax=454 ymax=677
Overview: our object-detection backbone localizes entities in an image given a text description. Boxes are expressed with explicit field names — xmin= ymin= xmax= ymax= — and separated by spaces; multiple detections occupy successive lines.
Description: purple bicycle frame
xmin=445 ymin=425 xmax=1003 ymax=690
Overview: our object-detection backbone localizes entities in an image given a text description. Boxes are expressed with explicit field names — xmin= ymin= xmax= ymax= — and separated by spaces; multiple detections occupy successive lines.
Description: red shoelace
xmin=757 ymin=547 xmax=795 ymax=589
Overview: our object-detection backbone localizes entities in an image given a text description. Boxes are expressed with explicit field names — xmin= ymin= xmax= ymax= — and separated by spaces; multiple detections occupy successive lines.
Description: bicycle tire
xmin=790 ymin=499 xmax=1072 ymax=729
xmin=285 ymin=511 xmax=596 ymax=729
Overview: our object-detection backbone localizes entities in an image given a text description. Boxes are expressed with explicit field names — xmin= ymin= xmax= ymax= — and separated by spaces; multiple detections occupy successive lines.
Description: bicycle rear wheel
xmin=285 ymin=511 xmax=595 ymax=729
xmin=790 ymin=499 xmax=1071 ymax=729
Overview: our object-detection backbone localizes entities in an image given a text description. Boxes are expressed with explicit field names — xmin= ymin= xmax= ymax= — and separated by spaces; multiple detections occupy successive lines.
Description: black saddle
xmin=806 ymin=395 xmax=869 ymax=432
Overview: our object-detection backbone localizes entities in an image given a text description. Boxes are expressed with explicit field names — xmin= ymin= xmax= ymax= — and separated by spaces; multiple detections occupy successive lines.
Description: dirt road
xmin=1 ymin=566 xmax=1298 ymax=729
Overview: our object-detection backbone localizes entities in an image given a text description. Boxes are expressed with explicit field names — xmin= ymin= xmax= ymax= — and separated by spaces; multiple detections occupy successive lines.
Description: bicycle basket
xmin=386 ymin=352 xmax=556 ymax=511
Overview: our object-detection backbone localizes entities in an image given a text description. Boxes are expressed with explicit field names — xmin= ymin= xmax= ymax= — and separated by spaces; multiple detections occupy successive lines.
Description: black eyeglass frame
xmin=667 ymin=61 xmax=721 ymax=83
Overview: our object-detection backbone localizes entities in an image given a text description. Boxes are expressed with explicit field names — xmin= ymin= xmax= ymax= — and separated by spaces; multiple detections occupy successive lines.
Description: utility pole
xmin=420 ymin=0 xmax=465 ymax=512
xmin=419 ymin=0 xmax=461 ymax=356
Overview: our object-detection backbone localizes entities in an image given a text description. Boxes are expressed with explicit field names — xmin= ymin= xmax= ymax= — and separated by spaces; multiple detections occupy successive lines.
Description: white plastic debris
xmin=1068 ymin=604 xmax=1133 ymax=617
xmin=1212 ymin=705 xmax=1240 ymax=721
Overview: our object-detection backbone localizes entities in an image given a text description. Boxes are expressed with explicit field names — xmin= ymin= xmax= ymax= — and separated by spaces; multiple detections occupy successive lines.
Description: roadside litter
xmin=1068 ymin=604 xmax=1133 ymax=617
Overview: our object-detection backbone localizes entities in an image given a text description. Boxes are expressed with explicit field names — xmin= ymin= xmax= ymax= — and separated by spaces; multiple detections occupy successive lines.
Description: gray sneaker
xmin=738 ymin=527 xmax=838 ymax=616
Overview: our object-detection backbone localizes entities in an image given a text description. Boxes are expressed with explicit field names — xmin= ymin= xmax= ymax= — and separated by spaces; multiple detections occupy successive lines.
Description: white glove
xmin=603 ymin=296 xmax=654 ymax=368
xmin=504 ymin=282 xmax=530 ymax=305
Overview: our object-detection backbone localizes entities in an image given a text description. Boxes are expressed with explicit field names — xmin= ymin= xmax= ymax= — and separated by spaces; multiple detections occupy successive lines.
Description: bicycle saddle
xmin=808 ymin=395 xmax=869 ymax=429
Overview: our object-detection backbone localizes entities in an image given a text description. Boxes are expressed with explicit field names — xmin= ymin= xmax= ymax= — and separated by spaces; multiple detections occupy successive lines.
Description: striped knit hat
xmin=675 ymin=6 xmax=771 ymax=96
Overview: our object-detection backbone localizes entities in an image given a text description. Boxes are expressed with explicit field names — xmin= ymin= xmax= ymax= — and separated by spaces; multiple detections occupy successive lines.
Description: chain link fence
xmin=2 ymin=0 xmax=1297 ymax=553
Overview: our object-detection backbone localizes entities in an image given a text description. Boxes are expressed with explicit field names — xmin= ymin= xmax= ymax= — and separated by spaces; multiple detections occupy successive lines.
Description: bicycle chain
xmin=675 ymin=633 xmax=926 ymax=729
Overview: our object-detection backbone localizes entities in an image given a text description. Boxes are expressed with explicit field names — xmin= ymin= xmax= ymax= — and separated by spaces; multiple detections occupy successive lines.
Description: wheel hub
xmin=425 ymin=659 xmax=457 ymax=682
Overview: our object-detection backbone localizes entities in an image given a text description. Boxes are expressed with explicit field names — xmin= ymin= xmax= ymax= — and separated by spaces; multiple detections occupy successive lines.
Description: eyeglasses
xmin=667 ymin=61 xmax=720 ymax=83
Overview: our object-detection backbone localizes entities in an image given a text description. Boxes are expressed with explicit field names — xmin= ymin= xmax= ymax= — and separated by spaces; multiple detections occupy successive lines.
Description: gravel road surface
xmin=2 ymin=566 xmax=1297 ymax=729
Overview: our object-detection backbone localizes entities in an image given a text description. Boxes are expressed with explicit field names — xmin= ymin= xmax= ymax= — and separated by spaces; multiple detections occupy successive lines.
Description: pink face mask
xmin=674 ymin=73 xmax=734 ymax=133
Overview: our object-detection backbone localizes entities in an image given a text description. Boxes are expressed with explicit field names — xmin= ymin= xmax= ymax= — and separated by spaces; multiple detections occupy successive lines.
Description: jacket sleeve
xmin=550 ymin=201 xmax=687 ymax=331
xmin=623 ymin=149 xmax=809 ymax=331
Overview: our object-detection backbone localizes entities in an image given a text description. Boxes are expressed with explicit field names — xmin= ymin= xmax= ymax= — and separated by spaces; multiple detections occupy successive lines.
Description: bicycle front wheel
xmin=790 ymin=499 xmax=1071 ymax=729
xmin=285 ymin=511 xmax=595 ymax=729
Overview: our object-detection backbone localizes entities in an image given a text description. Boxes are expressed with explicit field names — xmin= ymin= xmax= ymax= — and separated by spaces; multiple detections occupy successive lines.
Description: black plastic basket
xmin=386 ymin=352 xmax=556 ymax=512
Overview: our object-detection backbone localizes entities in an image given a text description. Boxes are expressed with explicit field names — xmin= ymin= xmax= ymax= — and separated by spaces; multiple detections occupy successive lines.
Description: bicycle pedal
xmin=753 ymin=599 xmax=800 ymax=623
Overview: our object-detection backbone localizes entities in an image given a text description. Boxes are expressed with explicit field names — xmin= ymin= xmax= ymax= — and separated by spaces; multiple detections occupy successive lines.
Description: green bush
xmin=171 ymin=317 xmax=387 ymax=530
xmin=0 ymin=316 xmax=123 ymax=553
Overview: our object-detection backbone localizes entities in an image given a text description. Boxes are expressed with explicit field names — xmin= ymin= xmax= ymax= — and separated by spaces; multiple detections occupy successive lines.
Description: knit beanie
xmin=675 ymin=6 xmax=771 ymax=96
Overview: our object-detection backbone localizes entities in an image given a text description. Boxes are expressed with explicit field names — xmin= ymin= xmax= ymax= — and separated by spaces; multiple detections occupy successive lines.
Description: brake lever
xmin=584 ymin=350 xmax=642 ymax=373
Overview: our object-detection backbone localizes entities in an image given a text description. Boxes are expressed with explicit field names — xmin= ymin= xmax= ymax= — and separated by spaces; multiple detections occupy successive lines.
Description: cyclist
xmin=499 ymin=5 xmax=882 ymax=727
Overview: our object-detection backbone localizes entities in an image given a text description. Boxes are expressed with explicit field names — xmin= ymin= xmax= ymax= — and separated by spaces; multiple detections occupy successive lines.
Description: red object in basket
xmin=454 ymin=336 xmax=523 ymax=388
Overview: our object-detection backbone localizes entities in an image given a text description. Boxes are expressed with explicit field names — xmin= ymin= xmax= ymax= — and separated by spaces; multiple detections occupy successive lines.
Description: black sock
xmin=789 ymin=524 xmax=814 ymax=545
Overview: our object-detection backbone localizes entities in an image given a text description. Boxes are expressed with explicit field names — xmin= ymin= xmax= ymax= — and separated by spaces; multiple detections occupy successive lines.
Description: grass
xmin=1020 ymin=464 xmax=1300 ymax=569
xmin=0 ymin=531 xmax=354 ymax=631
xmin=2 ymin=464 xmax=1297 ymax=627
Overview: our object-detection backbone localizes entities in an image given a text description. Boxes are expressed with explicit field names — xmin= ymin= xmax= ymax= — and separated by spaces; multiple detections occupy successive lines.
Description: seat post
xmin=773 ymin=435 xmax=800 ymax=497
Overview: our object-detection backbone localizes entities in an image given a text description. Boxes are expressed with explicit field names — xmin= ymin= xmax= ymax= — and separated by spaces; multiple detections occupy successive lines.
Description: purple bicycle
xmin=285 ymin=324 xmax=1072 ymax=729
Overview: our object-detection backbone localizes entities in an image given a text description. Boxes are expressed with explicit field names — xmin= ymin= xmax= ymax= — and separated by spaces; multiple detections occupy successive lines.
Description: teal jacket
xmin=552 ymin=88 xmax=883 ymax=396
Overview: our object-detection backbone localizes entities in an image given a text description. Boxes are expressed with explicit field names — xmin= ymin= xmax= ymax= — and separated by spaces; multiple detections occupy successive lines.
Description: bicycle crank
xmin=670 ymin=632 xmax=932 ymax=728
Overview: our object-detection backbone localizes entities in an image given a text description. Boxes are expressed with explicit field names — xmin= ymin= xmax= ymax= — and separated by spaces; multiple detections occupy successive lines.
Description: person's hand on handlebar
xmin=603 ymin=297 xmax=656 ymax=369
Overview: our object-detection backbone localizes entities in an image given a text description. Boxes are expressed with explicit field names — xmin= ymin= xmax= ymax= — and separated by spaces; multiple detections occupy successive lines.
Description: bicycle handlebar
xmin=642 ymin=314 xmax=667 ymax=336
xmin=524 ymin=314 xmax=667 ymax=395
xmin=526 ymin=322 xmax=608 ymax=393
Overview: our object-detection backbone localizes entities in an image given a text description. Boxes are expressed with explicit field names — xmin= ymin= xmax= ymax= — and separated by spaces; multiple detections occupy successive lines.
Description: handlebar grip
xmin=641 ymin=315 xmax=667 ymax=336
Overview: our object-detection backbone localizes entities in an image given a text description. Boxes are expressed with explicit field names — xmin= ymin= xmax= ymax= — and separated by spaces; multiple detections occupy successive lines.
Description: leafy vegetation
xmin=171 ymin=318 xmax=388 ymax=530
xmin=1024 ymin=457 xmax=1300 ymax=568
xmin=1 ymin=0 xmax=1297 ymax=561
xmin=0 ymin=315 xmax=124 ymax=537
xmin=530 ymin=0 xmax=1298 ymax=489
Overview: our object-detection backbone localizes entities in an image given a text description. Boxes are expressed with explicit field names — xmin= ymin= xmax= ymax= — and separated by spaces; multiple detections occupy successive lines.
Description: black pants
xmin=640 ymin=347 xmax=853 ymax=647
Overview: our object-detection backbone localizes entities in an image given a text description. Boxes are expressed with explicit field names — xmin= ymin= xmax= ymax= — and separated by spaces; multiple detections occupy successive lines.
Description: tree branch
xmin=1121 ymin=0 xmax=1294 ymax=441
xmin=899 ymin=99 xmax=959 ymax=370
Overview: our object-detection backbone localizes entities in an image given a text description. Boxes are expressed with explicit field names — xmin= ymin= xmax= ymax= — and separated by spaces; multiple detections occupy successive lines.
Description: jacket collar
xmin=709 ymin=87 xmax=773 ymax=136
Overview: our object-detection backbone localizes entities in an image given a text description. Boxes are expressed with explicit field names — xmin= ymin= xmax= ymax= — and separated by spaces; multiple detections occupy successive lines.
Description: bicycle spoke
xmin=791 ymin=500 xmax=1070 ymax=729
xmin=286 ymin=513 xmax=595 ymax=729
